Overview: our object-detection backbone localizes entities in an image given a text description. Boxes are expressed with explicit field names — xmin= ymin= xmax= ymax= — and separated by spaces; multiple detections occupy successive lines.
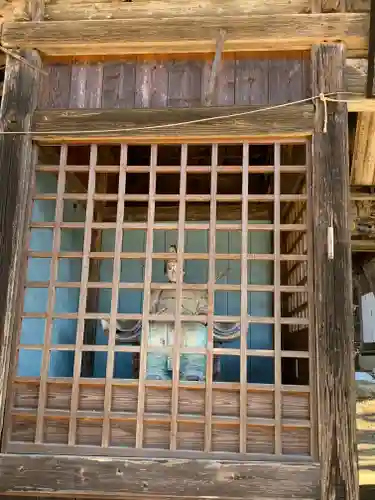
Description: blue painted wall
xmin=19 ymin=172 xmax=85 ymax=377
xmin=20 ymin=177 xmax=273 ymax=383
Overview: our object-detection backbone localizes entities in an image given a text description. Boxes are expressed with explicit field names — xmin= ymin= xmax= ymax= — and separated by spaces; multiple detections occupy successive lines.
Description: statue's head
xmin=165 ymin=244 xmax=184 ymax=283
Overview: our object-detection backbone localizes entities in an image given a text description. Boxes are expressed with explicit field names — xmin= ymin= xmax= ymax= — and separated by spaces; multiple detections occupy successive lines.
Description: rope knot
xmin=319 ymin=92 xmax=328 ymax=134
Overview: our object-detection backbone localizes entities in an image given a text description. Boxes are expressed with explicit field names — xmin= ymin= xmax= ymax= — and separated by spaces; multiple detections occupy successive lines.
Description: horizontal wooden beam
xmin=31 ymin=104 xmax=314 ymax=143
xmin=0 ymin=0 xmax=371 ymax=23
xmin=2 ymin=14 xmax=369 ymax=56
xmin=39 ymin=0 xmax=314 ymax=21
xmin=351 ymin=238 xmax=375 ymax=251
xmin=0 ymin=454 xmax=320 ymax=498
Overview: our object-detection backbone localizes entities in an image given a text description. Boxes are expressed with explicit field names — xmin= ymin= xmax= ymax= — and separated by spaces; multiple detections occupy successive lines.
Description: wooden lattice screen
xmin=4 ymin=140 xmax=316 ymax=459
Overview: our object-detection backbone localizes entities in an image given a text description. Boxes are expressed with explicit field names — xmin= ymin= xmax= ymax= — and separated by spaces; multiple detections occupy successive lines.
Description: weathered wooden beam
xmin=0 ymin=51 xmax=41 ymax=437
xmin=351 ymin=112 xmax=375 ymax=185
xmin=352 ymin=238 xmax=375 ymax=251
xmin=30 ymin=105 xmax=314 ymax=143
xmin=39 ymin=0 xmax=314 ymax=21
xmin=0 ymin=454 xmax=320 ymax=498
xmin=312 ymin=43 xmax=359 ymax=500
xmin=1 ymin=14 xmax=369 ymax=57
xmin=15 ymin=0 xmax=371 ymax=22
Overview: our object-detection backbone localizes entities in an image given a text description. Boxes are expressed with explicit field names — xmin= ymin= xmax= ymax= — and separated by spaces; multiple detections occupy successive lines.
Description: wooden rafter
xmin=1 ymin=14 xmax=369 ymax=57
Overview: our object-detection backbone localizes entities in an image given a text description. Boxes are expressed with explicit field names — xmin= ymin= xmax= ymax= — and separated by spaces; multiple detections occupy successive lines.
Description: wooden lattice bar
xmin=4 ymin=140 xmax=315 ymax=459
xmin=274 ymin=143 xmax=282 ymax=455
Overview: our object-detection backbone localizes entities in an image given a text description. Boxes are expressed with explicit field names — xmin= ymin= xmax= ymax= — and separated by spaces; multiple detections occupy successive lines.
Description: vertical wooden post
xmin=312 ymin=43 xmax=358 ymax=500
xmin=0 ymin=50 xmax=42 ymax=434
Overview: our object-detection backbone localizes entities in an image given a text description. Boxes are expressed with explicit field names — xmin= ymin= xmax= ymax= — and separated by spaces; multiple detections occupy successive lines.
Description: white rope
xmin=319 ymin=92 xmax=328 ymax=134
xmin=0 ymin=91 xmax=363 ymax=136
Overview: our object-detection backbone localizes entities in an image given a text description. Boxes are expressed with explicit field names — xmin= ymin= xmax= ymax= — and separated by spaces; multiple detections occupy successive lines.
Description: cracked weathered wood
xmin=0 ymin=50 xmax=41 ymax=440
xmin=31 ymin=104 xmax=314 ymax=143
xmin=312 ymin=42 xmax=359 ymax=500
xmin=0 ymin=454 xmax=320 ymax=498
xmin=1 ymin=14 xmax=369 ymax=57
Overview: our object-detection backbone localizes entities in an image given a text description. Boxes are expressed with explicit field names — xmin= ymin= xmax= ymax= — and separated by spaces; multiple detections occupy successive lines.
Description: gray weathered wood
xmin=345 ymin=58 xmax=375 ymax=94
xmin=312 ymin=42 xmax=359 ymax=500
xmin=0 ymin=454 xmax=320 ymax=498
xmin=31 ymin=104 xmax=314 ymax=143
xmin=0 ymin=51 xmax=41 ymax=439
xmin=1 ymin=14 xmax=369 ymax=57
xmin=27 ymin=0 xmax=45 ymax=21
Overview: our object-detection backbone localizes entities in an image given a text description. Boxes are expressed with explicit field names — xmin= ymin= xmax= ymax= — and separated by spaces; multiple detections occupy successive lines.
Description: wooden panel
xmin=312 ymin=43 xmax=358 ymax=500
xmin=235 ymin=60 xmax=269 ymax=105
xmin=2 ymin=14 xmax=369 ymax=56
xmin=39 ymin=56 xmax=308 ymax=110
xmin=38 ymin=57 xmax=371 ymax=111
xmin=0 ymin=454 xmax=320 ymax=498
xmin=30 ymin=105 xmax=314 ymax=143
xmin=38 ymin=65 xmax=72 ymax=108
xmin=269 ymin=59 xmax=305 ymax=105
xmin=102 ymin=62 xmax=136 ymax=108
xmin=7 ymin=378 xmax=312 ymax=457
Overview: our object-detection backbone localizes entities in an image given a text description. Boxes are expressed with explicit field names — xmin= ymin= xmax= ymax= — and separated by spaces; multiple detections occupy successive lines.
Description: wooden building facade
xmin=0 ymin=1 xmax=373 ymax=499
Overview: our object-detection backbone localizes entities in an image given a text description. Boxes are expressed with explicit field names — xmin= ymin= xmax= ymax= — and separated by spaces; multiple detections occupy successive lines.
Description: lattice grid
xmin=4 ymin=140 xmax=316 ymax=459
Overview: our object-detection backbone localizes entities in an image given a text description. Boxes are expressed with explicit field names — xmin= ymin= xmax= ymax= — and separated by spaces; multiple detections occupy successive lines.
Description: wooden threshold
xmin=31 ymin=105 xmax=314 ymax=143
xmin=1 ymin=13 xmax=369 ymax=57
xmin=0 ymin=453 xmax=320 ymax=498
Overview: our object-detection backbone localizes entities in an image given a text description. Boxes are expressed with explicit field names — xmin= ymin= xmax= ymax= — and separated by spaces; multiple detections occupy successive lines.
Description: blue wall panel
xmin=19 ymin=172 xmax=84 ymax=377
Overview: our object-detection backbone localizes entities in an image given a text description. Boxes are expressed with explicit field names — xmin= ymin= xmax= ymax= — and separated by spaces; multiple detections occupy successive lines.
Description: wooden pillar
xmin=312 ymin=43 xmax=358 ymax=500
xmin=0 ymin=50 xmax=42 ymax=432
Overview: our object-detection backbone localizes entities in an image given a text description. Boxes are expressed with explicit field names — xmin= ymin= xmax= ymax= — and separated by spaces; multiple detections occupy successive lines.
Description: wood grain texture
xmin=0 ymin=50 xmax=41 ymax=447
xmin=39 ymin=57 xmax=307 ymax=110
xmin=351 ymin=112 xmax=375 ymax=185
xmin=345 ymin=58 xmax=375 ymax=94
xmin=31 ymin=105 xmax=314 ymax=143
xmin=357 ymin=397 xmax=375 ymax=486
xmin=321 ymin=0 xmax=346 ymax=12
xmin=0 ymin=454 xmax=320 ymax=498
xmin=2 ymin=14 xmax=369 ymax=56
xmin=0 ymin=0 xmax=370 ymax=23
xmin=43 ymin=0 xmax=313 ymax=21
xmin=26 ymin=0 xmax=45 ymax=21
xmin=37 ymin=0 xmax=375 ymax=21
xmin=347 ymin=0 xmax=371 ymax=11
xmin=312 ymin=43 xmax=358 ymax=500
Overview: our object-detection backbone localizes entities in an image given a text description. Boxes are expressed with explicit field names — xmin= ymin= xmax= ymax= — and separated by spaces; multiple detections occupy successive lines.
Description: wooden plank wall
xmin=38 ymin=56 xmax=311 ymax=110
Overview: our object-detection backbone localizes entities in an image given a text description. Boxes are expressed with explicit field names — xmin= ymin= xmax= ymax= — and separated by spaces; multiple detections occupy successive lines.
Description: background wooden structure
xmin=0 ymin=0 xmax=369 ymax=499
